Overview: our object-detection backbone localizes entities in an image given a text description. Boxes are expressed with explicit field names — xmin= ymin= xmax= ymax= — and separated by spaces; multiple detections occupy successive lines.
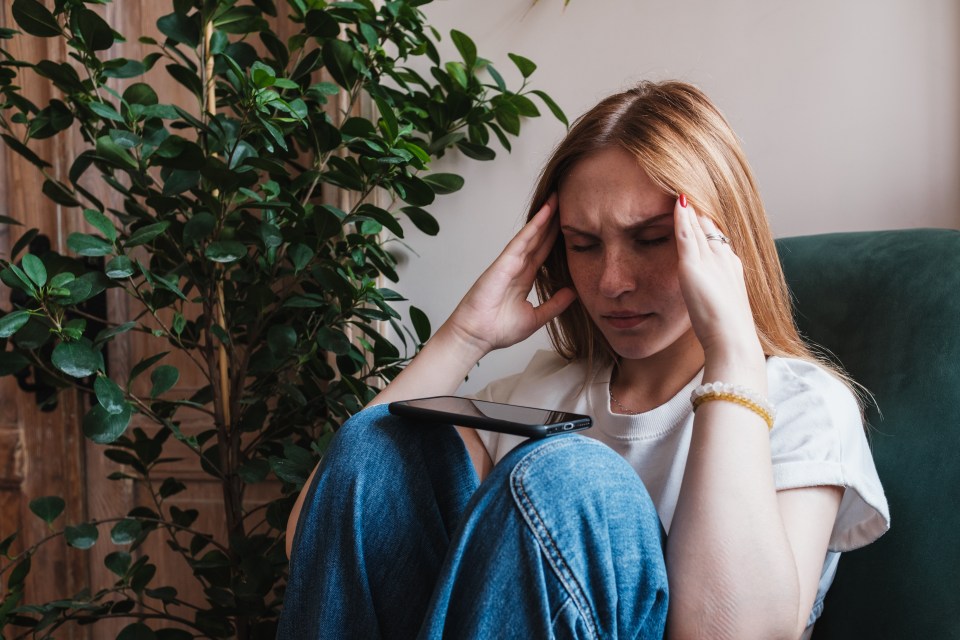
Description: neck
xmin=611 ymin=329 xmax=705 ymax=413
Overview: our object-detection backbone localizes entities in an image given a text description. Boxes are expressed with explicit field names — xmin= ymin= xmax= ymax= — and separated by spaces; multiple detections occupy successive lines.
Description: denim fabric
xmin=278 ymin=404 xmax=668 ymax=639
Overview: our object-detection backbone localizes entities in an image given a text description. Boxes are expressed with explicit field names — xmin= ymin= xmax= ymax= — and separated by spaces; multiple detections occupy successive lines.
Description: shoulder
xmin=766 ymin=356 xmax=861 ymax=430
xmin=472 ymin=350 xmax=591 ymax=405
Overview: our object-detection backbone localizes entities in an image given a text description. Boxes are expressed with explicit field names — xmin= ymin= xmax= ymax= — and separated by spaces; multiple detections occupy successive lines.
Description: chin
xmin=602 ymin=327 xmax=696 ymax=364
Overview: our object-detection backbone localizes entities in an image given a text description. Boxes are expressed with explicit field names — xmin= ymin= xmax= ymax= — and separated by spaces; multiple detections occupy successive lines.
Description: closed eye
xmin=637 ymin=236 xmax=669 ymax=247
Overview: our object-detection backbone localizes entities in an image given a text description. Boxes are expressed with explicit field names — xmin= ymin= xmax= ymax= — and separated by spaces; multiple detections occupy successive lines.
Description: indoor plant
xmin=0 ymin=0 xmax=565 ymax=637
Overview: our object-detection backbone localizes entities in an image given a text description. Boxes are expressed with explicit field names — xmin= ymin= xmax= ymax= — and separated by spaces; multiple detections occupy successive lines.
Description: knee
xmin=323 ymin=403 xmax=465 ymax=481
xmin=503 ymin=436 xmax=662 ymax=540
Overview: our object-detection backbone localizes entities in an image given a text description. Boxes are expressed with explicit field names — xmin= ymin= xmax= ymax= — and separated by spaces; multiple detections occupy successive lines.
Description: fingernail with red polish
xmin=679 ymin=193 xmax=687 ymax=208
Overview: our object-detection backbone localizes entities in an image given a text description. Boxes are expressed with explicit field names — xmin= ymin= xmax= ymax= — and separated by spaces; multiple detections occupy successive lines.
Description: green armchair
xmin=776 ymin=228 xmax=960 ymax=639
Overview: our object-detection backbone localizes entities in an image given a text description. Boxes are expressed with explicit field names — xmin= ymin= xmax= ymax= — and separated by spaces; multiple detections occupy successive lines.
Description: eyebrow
xmin=560 ymin=212 xmax=673 ymax=236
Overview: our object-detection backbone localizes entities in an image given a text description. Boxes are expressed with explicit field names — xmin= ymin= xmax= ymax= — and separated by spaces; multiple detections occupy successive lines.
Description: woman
xmin=279 ymin=81 xmax=889 ymax=639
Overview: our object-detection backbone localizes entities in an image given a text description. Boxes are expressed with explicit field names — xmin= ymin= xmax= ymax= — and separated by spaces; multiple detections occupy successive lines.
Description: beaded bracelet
xmin=690 ymin=382 xmax=776 ymax=430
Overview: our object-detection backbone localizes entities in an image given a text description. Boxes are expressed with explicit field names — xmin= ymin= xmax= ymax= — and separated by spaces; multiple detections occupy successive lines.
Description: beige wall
xmin=396 ymin=0 xmax=960 ymax=392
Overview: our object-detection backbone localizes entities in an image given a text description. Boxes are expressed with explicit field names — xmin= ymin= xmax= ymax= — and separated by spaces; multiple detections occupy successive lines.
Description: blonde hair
xmin=530 ymin=81 xmax=850 ymax=384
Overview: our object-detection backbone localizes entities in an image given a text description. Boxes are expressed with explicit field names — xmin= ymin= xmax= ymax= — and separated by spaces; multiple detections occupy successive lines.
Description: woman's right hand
xmin=441 ymin=193 xmax=578 ymax=358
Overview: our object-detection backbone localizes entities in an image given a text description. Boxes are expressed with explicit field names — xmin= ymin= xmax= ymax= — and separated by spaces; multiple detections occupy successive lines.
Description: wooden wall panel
xmin=1 ymin=1 xmax=319 ymax=635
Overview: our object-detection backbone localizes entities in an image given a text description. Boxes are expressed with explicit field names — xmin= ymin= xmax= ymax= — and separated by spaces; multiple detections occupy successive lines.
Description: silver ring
xmin=705 ymin=232 xmax=731 ymax=245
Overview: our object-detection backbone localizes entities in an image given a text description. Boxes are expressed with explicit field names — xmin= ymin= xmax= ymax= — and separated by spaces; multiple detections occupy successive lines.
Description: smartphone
xmin=388 ymin=396 xmax=593 ymax=439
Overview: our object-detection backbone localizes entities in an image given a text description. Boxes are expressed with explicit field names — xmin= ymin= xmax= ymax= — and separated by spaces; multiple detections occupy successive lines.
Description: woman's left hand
xmin=672 ymin=196 xmax=762 ymax=359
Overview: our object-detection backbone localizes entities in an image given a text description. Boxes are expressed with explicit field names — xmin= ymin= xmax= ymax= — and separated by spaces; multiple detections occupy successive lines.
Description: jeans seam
xmin=510 ymin=437 xmax=604 ymax=640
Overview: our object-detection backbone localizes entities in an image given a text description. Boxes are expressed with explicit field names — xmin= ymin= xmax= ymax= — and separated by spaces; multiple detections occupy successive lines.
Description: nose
xmin=597 ymin=250 xmax=636 ymax=299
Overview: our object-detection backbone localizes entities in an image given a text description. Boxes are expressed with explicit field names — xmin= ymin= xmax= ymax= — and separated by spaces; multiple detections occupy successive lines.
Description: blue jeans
xmin=278 ymin=404 xmax=668 ymax=639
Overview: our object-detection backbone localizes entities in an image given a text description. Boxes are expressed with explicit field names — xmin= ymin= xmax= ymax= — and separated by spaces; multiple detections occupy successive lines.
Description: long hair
xmin=529 ymin=81 xmax=846 ymax=382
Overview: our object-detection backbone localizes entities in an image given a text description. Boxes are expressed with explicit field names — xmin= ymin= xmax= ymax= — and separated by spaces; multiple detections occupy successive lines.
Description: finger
xmin=505 ymin=194 xmax=557 ymax=257
xmin=687 ymin=204 xmax=713 ymax=257
xmin=674 ymin=195 xmax=701 ymax=262
xmin=532 ymin=286 xmax=577 ymax=328
xmin=530 ymin=198 xmax=562 ymax=265
xmin=700 ymin=216 xmax=738 ymax=256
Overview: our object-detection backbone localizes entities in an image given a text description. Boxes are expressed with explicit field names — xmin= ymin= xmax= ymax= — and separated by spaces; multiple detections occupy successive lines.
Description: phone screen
xmin=388 ymin=396 xmax=592 ymax=438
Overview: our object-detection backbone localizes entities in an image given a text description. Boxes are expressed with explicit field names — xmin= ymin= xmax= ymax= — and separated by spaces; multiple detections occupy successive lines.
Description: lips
xmin=602 ymin=312 xmax=653 ymax=330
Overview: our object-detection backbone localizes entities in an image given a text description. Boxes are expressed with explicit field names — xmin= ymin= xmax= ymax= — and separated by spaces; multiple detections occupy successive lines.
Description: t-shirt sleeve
xmin=768 ymin=358 xmax=890 ymax=552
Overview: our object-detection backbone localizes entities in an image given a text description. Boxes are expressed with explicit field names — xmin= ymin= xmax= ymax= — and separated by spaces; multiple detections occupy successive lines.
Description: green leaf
xmin=495 ymin=102 xmax=521 ymax=136
xmin=77 ymin=8 xmax=114 ymax=51
xmin=28 ymin=496 xmax=65 ymax=524
xmin=287 ymin=243 xmax=313 ymax=272
xmin=205 ymin=241 xmax=247 ymax=263
xmin=104 ymin=58 xmax=147 ymax=79
xmin=60 ymin=272 xmax=106 ymax=305
xmin=131 ymin=562 xmax=156 ymax=594
xmin=456 ymin=141 xmax=496 ymax=161
xmin=126 ymin=222 xmax=169 ymax=247
xmin=117 ymin=623 xmax=156 ymax=640
xmin=183 ymin=212 xmax=216 ymax=247
xmin=67 ymin=232 xmax=114 ymax=257
xmin=156 ymin=11 xmax=200 ymax=47
xmin=104 ymin=551 xmax=131 ymax=576
xmin=105 ymin=256 xmax=135 ymax=279
xmin=52 ymin=339 xmax=103 ymax=378
xmin=65 ymin=523 xmax=99 ymax=550
xmin=450 ymin=29 xmax=477 ymax=69
xmin=0 ymin=532 xmax=17 ymax=557
xmin=238 ymin=458 xmax=270 ymax=483
xmin=129 ymin=352 xmax=168 ymax=383
xmin=444 ymin=61 xmax=468 ymax=89
xmin=316 ymin=327 xmax=350 ymax=356
xmin=351 ymin=204 xmax=403 ymax=238
xmin=95 ymin=376 xmax=126 ymax=414
xmin=123 ymin=83 xmax=158 ymax=106
xmin=42 ymin=179 xmax=81 ymax=207
xmin=0 ymin=351 xmax=31 ymax=375
xmin=21 ymin=254 xmax=46 ymax=287
xmin=88 ymin=101 xmax=123 ymax=121
xmin=11 ymin=0 xmax=60 ymax=38
xmin=83 ymin=403 xmax=132 ymax=444
xmin=486 ymin=63 xmax=507 ymax=92
xmin=8 ymin=556 xmax=31 ymax=588
xmin=401 ymin=206 xmax=439 ymax=236
xmin=149 ymin=365 xmax=178 ymax=398
xmin=508 ymin=52 xmax=537 ymax=78
xmin=1 ymin=133 xmax=51 ymax=169
xmin=531 ymin=89 xmax=569 ymax=127
xmin=0 ymin=310 xmax=31 ymax=338
xmin=111 ymin=519 xmax=142 ymax=545
xmin=374 ymin=96 xmax=398 ymax=141
xmin=267 ymin=325 xmax=296 ymax=359
xmin=260 ymin=222 xmax=283 ymax=249
xmin=48 ymin=272 xmax=74 ymax=289
xmin=395 ymin=175 xmax=435 ymax=206
xmin=158 ymin=477 xmax=186 ymax=498
xmin=323 ymin=39 xmax=361 ymax=89
xmin=409 ymin=305 xmax=431 ymax=343
xmin=304 ymin=9 xmax=339 ymax=38
xmin=422 ymin=173 xmax=464 ymax=195
xmin=95 ymin=321 xmax=137 ymax=343
xmin=510 ymin=94 xmax=541 ymax=117
xmin=162 ymin=169 xmax=200 ymax=196
xmin=96 ymin=135 xmax=139 ymax=172
xmin=2 ymin=264 xmax=36 ymax=296
xmin=84 ymin=209 xmax=117 ymax=241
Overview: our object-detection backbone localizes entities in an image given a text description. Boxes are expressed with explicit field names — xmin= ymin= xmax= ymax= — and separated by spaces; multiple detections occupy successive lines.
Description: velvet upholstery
xmin=776 ymin=229 xmax=960 ymax=639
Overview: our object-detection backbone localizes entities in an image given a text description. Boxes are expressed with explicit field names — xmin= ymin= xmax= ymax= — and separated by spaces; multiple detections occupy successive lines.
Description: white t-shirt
xmin=472 ymin=350 xmax=890 ymax=627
